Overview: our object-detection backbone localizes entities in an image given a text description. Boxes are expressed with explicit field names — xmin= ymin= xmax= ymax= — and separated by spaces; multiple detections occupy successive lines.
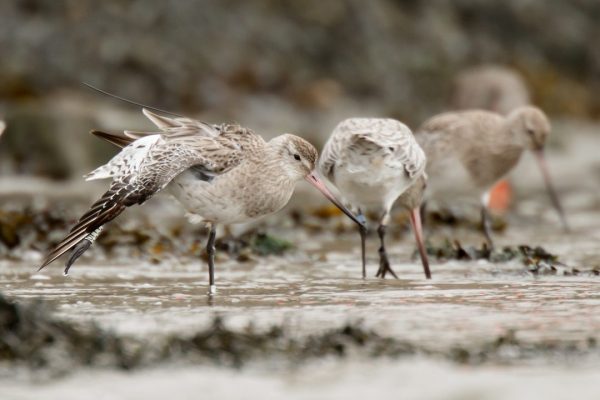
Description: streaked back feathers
xmin=320 ymin=118 xmax=426 ymax=182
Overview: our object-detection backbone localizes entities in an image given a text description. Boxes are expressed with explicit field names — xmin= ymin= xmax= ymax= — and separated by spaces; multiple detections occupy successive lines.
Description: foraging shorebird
xmin=451 ymin=65 xmax=531 ymax=212
xmin=416 ymin=106 xmax=568 ymax=246
xmin=451 ymin=65 xmax=530 ymax=116
xmin=320 ymin=118 xmax=431 ymax=279
xmin=38 ymin=109 xmax=363 ymax=294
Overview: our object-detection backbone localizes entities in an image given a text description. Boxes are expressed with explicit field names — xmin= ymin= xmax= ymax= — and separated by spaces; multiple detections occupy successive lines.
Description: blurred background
xmin=1 ymin=0 xmax=599 ymax=179
xmin=2 ymin=3 xmax=600 ymax=398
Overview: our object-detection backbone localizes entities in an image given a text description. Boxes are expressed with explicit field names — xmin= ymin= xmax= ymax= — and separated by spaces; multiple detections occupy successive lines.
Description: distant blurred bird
xmin=450 ymin=65 xmax=531 ymax=213
xmin=320 ymin=118 xmax=431 ymax=279
xmin=38 ymin=109 xmax=364 ymax=294
xmin=416 ymin=106 xmax=568 ymax=247
xmin=451 ymin=65 xmax=530 ymax=116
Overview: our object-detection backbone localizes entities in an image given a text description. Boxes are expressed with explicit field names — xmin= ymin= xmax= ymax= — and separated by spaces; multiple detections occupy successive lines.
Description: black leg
xmin=64 ymin=239 xmax=92 ymax=276
xmin=64 ymin=226 xmax=103 ymax=276
xmin=206 ymin=223 xmax=217 ymax=295
xmin=480 ymin=205 xmax=494 ymax=250
xmin=357 ymin=209 xmax=367 ymax=279
xmin=375 ymin=222 xmax=399 ymax=279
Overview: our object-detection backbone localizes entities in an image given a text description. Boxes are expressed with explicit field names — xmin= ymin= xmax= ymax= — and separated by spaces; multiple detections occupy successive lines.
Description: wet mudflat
xmin=2 ymin=233 xmax=600 ymax=346
xmin=2 ymin=213 xmax=600 ymax=399
xmin=1 ymin=126 xmax=599 ymax=399
xmin=4 ymin=359 xmax=600 ymax=400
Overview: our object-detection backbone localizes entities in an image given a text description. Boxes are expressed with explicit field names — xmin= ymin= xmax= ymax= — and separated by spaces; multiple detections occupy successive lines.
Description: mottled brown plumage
xmin=416 ymin=106 xmax=568 ymax=244
xmin=320 ymin=118 xmax=431 ymax=279
xmin=39 ymin=109 xmax=362 ymax=294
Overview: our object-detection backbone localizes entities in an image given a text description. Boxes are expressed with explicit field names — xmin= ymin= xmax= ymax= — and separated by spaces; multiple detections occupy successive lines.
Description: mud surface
xmin=2 ymin=217 xmax=600 ymax=399
xmin=1 ymin=125 xmax=599 ymax=398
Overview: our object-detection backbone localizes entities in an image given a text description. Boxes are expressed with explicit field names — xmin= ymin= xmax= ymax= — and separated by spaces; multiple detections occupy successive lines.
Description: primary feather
xmin=39 ymin=109 xmax=257 ymax=270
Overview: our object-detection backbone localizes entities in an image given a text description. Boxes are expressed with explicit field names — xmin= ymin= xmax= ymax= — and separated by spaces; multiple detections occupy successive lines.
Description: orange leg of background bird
xmin=487 ymin=179 xmax=512 ymax=213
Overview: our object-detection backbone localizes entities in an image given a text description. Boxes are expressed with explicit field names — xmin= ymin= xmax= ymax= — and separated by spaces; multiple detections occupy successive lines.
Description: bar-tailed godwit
xmin=38 ymin=109 xmax=364 ymax=294
xmin=416 ymin=106 xmax=568 ymax=246
xmin=451 ymin=65 xmax=531 ymax=213
xmin=451 ymin=65 xmax=530 ymax=115
xmin=319 ymin=118 xmax=431 ymax=279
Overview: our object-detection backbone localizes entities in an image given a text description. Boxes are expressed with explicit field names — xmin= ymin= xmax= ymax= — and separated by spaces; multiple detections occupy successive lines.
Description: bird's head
xmin=508 ymin=106 xmax=551 ymax=151
xmin=506 ymin=106 xmax=569 ymax=231
xmin=272 ymin=134 xmax=318 ymax=181
xmin=269 ymin=133 xmax=365 ymax=229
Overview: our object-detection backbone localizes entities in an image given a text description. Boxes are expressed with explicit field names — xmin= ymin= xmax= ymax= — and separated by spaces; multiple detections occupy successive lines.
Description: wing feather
xmin=39 ymin=110 xmax=258 ymax=271
xmin=38 ymin=183 xmax=128 ymax=270
xmin=142 ymin=108 xmax=219 ymax=138
xmin=91 ymin=130 xmax=134 ymax=148
xmin=320 ymin=118 xmax=426 ymax=181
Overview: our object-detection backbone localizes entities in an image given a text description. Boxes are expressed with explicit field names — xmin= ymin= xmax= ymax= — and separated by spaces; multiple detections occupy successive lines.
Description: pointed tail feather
xmin=38 ymin=230 xmax=91 ymax=271
xmin=38 ymin=185 xmax=129 ymax=271
xmin=91 ymin=130 xmax=134 ymax=148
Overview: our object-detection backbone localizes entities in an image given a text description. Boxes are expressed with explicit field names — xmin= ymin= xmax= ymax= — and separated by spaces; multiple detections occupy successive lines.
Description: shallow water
xmin=2 ymin=214 xmax=599 ymax=347
xmin=1 ymin=125 xmax=600 ymax=398
xmin=3 ymin=206 xmax=600 ymax=399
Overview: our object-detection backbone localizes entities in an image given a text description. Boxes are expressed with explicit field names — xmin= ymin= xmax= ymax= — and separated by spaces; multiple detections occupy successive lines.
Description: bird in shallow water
xmin=319 ymin=118 xmax=431 ymax=279
xmin=450 ymin=65 xmax=532 ymax=214
xmin=38 ymin=109 xmax=364 ymax=294
xmin=415 ymin=105 xmax=568 ymax=247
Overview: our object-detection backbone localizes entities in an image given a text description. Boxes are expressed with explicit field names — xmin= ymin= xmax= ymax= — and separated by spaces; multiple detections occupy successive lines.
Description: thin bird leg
xmin=64 ymin=227 xmax=103 ymax=276
xmin=206 ymin=223 xmax=217 ymax=295
xmin=409 ymin=207 xmax=432 ymax=279
xmin=480 ymin=191 xmax=494 ymax=250
xmin=419 ymin=200 xmax=428 ymax=229
xmin=357 ymin=208 xmax=367 ymax=279
xmin=375 ymin=211 xmax=398 ymax=279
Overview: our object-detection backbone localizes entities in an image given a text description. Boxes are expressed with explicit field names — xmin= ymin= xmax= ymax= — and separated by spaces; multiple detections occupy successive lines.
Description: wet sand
xmin=1 ymin=121 xmax=599 ymax=398
xmin=4 ymin=359 xmax=600 ymax=400
xmin=2 ymin=216 xmax=600 ymax=399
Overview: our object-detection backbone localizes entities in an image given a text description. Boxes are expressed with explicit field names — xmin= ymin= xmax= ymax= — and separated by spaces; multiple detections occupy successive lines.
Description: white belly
xmin=334 ymin=164 xmax=413 ymax=211
xmin=425 ymin=156 xmax=494 ymax=207
xmin=168 ymin=172 xmax=250 ymax=225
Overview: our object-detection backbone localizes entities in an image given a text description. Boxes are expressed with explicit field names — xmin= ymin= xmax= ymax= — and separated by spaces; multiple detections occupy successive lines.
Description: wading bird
xmin=450 ymin=65 xmax=530 ymax=116
xmin=450 ymin=65 xmax=531 ymax=213
xmin=319 ymin=118 xmax=431 ymax=279
xmin=38 ymin=109 xmax=364 ymax=294
xmin=415 ymin=106 xmax=568 ymax=247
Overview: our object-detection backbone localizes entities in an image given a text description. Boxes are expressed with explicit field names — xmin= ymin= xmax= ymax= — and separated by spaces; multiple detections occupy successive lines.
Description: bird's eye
xmin=527 ymin=129 xmax=535 ymax=135
xmin=293 ymin=154 xmax=301 ymax=161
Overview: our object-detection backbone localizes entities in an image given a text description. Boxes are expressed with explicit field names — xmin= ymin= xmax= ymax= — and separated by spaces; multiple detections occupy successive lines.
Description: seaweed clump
xmin=0 ymin=293 xmax=133 ymax=372
xmin=424 ymin=240 xmax=596 ymax=276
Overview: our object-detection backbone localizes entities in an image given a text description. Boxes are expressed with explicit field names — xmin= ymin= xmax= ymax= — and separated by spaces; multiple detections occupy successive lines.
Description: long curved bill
xmin=305 ymin=171 xmax=365 ymax=229
xmin=533 ymin=149 xmax=569 ymax=232
xmin=409 ymin=207 xmax=432 ymax=279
